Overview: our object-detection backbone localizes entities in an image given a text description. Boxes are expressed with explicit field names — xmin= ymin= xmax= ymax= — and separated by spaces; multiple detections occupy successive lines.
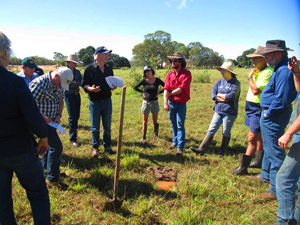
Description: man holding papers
xmin=82 ymin=46 xmax=117 ymax=157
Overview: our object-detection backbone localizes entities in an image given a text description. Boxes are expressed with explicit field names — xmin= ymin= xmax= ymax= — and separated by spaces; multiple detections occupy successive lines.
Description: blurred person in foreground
xmin=0 ymin=31 xmax=50 ymax=225
xmin=30 ymin=66 xmax=73 ymax=187
xmin=82 ymin=46 xmax=117 ymax=157
xmin=256 ymin=40 xmax=296 ymax=201
xmin=64 ymin=54 xmax=83 ymax=147
xmin=190 ymin=60 xmax=240 ymax=157
xmin=17 ymin=57 xmax=39 ymax=87
xmin=232 ymin=46 xmax=272 ymax=175
xmin=163 ymin=52 xmax=192 ymax=156
xmin=134 ymin=65 xmax=165 ymax=142
xmin=276 ymin=56 xmax=300 ymax=224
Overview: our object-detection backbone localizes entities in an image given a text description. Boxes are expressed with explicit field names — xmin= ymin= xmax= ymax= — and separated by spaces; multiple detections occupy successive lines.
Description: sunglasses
xmin=170 ymin=59 xmax=179 ymax=63
xmin=144 ymin=70 xmax=151 ymax=73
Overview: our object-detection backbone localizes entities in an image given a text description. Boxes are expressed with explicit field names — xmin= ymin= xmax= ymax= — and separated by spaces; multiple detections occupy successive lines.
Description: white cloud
xmin=179 ymin=0 xmax=187 ymax=9
xmin=3 ymin=27 xmax=142 ymax=60
xmin=165 ymin=2 xmax=171 ymax=7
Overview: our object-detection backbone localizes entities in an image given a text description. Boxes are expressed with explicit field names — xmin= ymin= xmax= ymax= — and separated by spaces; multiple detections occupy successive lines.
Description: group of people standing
xmin=1 ymin=29 xmax=300 ymax=224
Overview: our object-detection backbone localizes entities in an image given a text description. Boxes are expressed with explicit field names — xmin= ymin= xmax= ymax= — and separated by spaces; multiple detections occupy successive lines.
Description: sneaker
xmin=71 ymin=141 xmax=79 ymax=147
xmin=105 ymin=148 xmax=116 ymax=155
xmin=176 ymin=149 xmax=183 ymax=156
xmin=168 ymin=144 xmax=176 ymax=149
xmin=258 ymin=192 xmax=277 ymax=201
xmin=91 ymin=148 xmax=98 ymax=157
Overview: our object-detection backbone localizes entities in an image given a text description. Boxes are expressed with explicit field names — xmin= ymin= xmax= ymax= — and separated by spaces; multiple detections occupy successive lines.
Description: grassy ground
xmin=11 ymin=67 xmax=278 ymax=224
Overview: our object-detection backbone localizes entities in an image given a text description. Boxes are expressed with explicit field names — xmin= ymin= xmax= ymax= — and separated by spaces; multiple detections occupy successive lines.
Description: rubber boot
xmin=140 ymin=124 xmax=147 ymax=142
xmin=190 ymin=134 xmax=213 ymax=155
xmin=249 ymin=150 xmax=264 ymax=168
xmin=231 ymin=154 xmax=253 ymax=175
xmin=154 ymin=123 xmax=159 ymax=138
xmin=217 ymin=136 xmax=230 ymax=157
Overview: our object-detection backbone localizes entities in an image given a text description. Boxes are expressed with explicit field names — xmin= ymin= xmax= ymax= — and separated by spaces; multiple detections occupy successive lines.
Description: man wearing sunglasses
xmin=163 ymin=53 xmax=192 ymax=156
xmin=30 ymin=67 xmax=73 ymax=187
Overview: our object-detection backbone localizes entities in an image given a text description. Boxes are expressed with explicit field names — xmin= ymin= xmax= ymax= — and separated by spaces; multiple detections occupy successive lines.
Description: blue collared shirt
xmin=17 ymin=70 xmax=39 ymax=87
xmin=260 ymin=57 xmax=297 ymax=117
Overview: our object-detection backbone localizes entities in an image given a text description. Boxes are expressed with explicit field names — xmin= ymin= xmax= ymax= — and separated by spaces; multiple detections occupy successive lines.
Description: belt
xmin=261 ymin=107 xmax=269 ymax=110
xmin=92 ymin=98 xmax=110 ymax=103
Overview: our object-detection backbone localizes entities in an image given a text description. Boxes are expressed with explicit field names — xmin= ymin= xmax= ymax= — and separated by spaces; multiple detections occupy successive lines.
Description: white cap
xmin=57 ymin=67 xmax=73 ymax=90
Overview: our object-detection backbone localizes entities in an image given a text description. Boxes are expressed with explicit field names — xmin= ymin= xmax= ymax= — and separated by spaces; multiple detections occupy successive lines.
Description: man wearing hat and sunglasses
xmin=256 ymin=40 xmax=297 ymax=201
xmin=232 ymin=46 xmax=273 ymax=175
xmin=163 ymin=52 xmax=192 ymax=156
xmin=82 ymin=46 xmax=116 ymax=157
xmin=64 ymin=54 xmax=83 ymax=147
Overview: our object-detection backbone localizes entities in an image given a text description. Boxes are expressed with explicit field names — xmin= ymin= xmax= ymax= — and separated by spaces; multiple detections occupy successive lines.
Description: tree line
xmin=10 ymin=30 xmax=259 ymax=68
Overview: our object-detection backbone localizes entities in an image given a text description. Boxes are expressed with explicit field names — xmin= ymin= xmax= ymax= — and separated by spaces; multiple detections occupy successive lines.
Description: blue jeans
xmin=276 ymin=134 xmax=300 ymax=225
xmin=260 ymin=108 xmax=292 ymax=195
xmin=65 ymin=94 xmax=81 ymax=142
xmin=168 ymin=100 xmax=186 ymax=150
xmin=89 ymin=99 xmax=112 ymax=149
xmin=207 ymin=112 xmax=237 ymax=138
xmin=0 ymin=149 xmax=50 ymax=225
xmin=41 ymin=125 xmax=63 ymax=182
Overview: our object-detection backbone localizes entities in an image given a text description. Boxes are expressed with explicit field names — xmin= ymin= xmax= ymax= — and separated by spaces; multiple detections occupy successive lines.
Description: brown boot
xmin=140 ymin=124 xmax=147 ymax=142
xmin=258 ymin=192 xmax=276 ymax=201
xmin=190 ymin=134 xmax=213 ymax=155
xmin=153 ymin=123 xmax=159 ymax=138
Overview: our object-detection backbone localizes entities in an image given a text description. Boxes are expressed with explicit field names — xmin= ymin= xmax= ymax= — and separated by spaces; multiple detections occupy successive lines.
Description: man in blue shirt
xmin=257 ymin=40 xmax=296 ymax=200
xmin=17 ymin=57 xmax=39 ymax=87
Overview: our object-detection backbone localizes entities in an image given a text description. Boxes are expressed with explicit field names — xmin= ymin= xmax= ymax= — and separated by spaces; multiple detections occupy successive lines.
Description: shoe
xmin=168 ymin=144 xmax=176 ymax=149
xmin=258 ymin=192 xmax=276 ymax=201
xmin=46 ymin=179 xmax=68 ymax=190
xmin=105 ymin=148 xmax=116 ymax=155
xmin=231 ymin=155 xmax=253 ymax=175
xmin=248 ymin=175 xmax=270 ymax=183
xmin=71 ymin=141 xmax=79 ymax=147
xmin=91 ymin=148 xmax=98 ymax=157
xmin=217 ymin=150 xmax=225 ymax=157
xmin=176 ymin=149 xmax=183 ymax=156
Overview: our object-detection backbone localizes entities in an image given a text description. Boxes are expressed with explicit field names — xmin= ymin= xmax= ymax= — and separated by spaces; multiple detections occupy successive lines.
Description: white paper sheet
xmin=105 ymin=76 xmax=124 ymax=88
xmin=48 ymin=122 xmax=65 ymax=135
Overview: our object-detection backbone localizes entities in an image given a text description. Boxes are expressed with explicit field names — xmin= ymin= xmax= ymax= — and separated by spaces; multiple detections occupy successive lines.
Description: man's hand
xmin=89 ymin=84 xmax=101 ymax=92
xmin=110 ymin=84 xmax=117 ymax=90
xmin=44 ymin=115 xmax=52 ymax=124
xmin=37 ymin=137 xmax=48 ymax=156
xmin=53 ymin=115 xmax=61 ymax=124
xmin=289 ymin=56 xmax=300 ymax=74
xmin=163 ymin=102 xmax=170 ymax=111
xmin=278 ymin=133 xmax=292 ymax=149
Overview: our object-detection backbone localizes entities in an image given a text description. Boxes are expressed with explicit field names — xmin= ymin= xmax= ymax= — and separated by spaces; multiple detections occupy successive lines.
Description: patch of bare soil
xmin=146 ymin=166 xmax=177 ymax=181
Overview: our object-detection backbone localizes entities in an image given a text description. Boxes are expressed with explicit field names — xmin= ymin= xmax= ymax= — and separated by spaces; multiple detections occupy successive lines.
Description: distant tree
xmin=236 ymin=48 xmax=256 ymax=68
xmin=31 ymin=56 xmax=55 ymax=65
xmin=107 ymin=53 xmax=131 ymax=68
xmin=53 ymin=52 xmax=67 ymax=67
xmin=78 ymin=46 xmax=95 ymax=66
xmin=10 ymin=57 xmax=22 ymax=65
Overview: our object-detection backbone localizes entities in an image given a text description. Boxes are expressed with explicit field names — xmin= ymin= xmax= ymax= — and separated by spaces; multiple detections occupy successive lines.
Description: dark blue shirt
xmin=260 ymin=57 xmax=297 ymax=117
xmin=65 ymin=68 xmax=83 ymax=95
xmin=0 ymin=66 xmax=48 ymax=157
xmin=212 ymin=78 xmax=241 ymax=116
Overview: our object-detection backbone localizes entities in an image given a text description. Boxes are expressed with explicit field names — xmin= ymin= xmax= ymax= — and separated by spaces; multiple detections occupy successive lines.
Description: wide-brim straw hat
xmin=246 ymin=46 xmax=265 ymax=58
xmin=215 ymin=60 xmax=237 ymax=75
xmin=167 ymin=52 xmax=187 ymax=69
xmin=65 ymin=54 xmax=83 ymax=64
xmin=257 ymin=40 xmax=294 ymax=55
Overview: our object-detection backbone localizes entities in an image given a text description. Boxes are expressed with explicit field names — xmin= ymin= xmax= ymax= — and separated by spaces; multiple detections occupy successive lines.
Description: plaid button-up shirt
xmin=30 ymin=72 xmax=64 ymax=121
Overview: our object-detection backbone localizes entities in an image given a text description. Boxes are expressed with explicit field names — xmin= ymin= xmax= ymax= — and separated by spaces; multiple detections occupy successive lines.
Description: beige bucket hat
xmin=215 ymin=60 xmax=236 ymax=75
xmin=65 ymin=54 xmax=83 ymax=64
xmin=246 ymin=46 xmax=265 ymax=58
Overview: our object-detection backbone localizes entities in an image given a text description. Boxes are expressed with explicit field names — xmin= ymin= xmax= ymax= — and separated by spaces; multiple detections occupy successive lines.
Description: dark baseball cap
xmin=94 ymin=46 xmax=112 ymax=55
xmin=22 ymin=57 xmax=37 ymax=68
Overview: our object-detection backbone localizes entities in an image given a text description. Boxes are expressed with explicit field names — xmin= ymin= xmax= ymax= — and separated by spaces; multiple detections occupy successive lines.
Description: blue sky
xmin=1 ymin=0 xmax=299 ymax=61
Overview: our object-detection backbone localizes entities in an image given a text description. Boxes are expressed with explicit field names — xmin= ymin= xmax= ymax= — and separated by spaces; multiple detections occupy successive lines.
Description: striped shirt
xmin=29 ymin=72 xmax=64 ymax=121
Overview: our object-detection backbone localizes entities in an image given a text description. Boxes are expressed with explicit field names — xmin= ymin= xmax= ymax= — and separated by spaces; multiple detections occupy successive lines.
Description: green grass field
xmin=11 ymin=67 xmax=278 ymax=224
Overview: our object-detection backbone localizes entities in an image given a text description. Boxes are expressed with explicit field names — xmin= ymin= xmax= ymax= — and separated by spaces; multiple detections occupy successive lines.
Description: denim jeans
xmin=41 ymin=125 xmax=63 ymax=182
xmin=168 ymin=100 xmax=186 ymax=150
xmin=260 ymin=108 xmax=292 ymax=195
xmin=65 ymin=94 xmax=81 ymax=142
xmin=89 ymin=99 xmax=112 ymax=149
xmin=276 ymin=134 xmax=300 ymax=225
xmin=0 ymin=149 xmax=50 ymax=225
xmin=207 ymin=112 xmax=237 ymax=138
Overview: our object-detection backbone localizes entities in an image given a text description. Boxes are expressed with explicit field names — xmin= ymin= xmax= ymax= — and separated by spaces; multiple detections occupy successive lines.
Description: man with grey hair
xmin=0 ymin=32 xmax=51 ymax=224
xmin=257 ymin=40 xmax=297 ymax=200
xmin=30 ymin=66 xmax=73 ymax=187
